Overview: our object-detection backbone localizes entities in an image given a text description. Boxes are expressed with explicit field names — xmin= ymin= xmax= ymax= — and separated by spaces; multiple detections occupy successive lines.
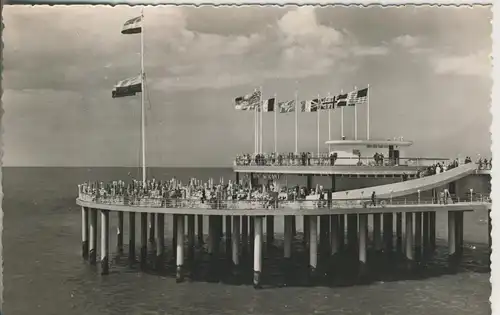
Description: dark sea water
xmin=3 ymin=167 xmax=492 ymax=315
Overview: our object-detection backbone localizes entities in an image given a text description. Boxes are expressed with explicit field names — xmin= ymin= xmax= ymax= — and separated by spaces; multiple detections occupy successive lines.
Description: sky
xmin=2 ymin=5 xmax=492 ymax=167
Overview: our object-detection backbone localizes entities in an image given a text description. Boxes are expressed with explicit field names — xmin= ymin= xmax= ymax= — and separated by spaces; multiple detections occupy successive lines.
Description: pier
xmin=77 ymin=194 xmax=490 ymax=287
xmin=76 ymin=139 xmax=492 ymax=287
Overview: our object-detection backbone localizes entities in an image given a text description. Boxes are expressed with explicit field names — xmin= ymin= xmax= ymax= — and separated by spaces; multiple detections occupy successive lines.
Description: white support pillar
xmin=100 ymin=210 xmax=110 ymax=275
xmin=448 ymin=211 xmax=456 ymax=257
xmin=358 ymin=214 xmax=368 ymax=265
xmin=156 ymin=213 xmax=165 ymax=269
xmin=81 ymin=207 xmax=89 ymax=260
xmin=405 ymin=212 xmax=414 ymax=262
xmin=253 ymin=216 xmax=263 ymax=288
xmin=117 ymin=211 xmax=124 ymax=253
xmin=373 ymin=213 xmax=382 ymax=251
xmin=232 ymin=216 xmax=240 ymax=267
xmin=284 ymin=215 xmax=293 ymax=259
xmin=309 ymin=215 xmax=318 ymax=273
xmin=176 ymin=214 xmax=185 ymax=282
xmin=89 ymin=208 xmax=98 ymax=265
xmin=330 ymin=215 xmax=339 ymax=255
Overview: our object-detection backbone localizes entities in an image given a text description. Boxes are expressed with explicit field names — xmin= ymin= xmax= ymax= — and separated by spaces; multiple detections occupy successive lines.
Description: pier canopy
xmin=325 ymin=139 xmax=414 ymax=148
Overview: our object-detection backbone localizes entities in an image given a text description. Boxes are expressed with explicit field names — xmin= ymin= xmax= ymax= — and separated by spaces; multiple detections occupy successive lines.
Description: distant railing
xmin=233 ymin=156 xmax=450 ymax=168
xmin=78 ymin=193 xmax=490 ymax=210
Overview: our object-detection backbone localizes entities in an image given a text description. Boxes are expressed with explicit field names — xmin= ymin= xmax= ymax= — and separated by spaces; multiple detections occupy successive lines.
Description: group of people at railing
xmin=235 ymin=152 xmax=492 ymax=171
xmin=78 ymin=177 xmax=333 ymax=209
xmin=234 ymin=152 xmax=445 ymax=168
xmin=78 ymin=175 xmax=489 ymax=210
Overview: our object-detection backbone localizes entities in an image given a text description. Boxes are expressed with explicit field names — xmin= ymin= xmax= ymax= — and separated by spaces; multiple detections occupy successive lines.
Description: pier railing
xmin=77 ymin=193 xmax=490 ymax=210
xmin=234 ymin=156 xmax=452 ymax=168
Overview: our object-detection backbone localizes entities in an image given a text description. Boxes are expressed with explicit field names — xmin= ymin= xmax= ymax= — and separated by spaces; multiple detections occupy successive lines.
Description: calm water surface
xmin=3 ymin=167 xmax=491 ymax=315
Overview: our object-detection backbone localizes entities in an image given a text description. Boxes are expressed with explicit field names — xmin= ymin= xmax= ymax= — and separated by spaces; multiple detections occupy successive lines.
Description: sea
xmin=3 ymin=167 xmax=492 ymax=315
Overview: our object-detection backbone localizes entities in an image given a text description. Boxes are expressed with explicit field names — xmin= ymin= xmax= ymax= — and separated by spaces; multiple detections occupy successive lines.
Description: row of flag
xmin=112 ymin=16 xmax=143 ymax=98
xmin=234 ymin=88 xmax=369 ymax=113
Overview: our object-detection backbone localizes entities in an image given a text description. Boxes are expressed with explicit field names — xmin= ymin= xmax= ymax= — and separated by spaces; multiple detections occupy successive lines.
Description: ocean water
xmin=3 ymin=167 xmax=491 ymax=315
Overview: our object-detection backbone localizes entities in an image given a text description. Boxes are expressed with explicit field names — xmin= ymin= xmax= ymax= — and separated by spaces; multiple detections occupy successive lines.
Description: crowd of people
xmin=79 ymin=154 xmax=491 ymax=209
xmin=235 ymin=152 xmax=393 ymax=167
xmin=78 ymin=177 xmax=332 ymax=209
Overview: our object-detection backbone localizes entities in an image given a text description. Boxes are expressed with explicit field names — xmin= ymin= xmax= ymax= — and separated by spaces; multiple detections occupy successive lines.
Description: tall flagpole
xmin=367 ymin=84 xmax=370 ymax=140
xmin=259 ymin=86 xmax=263 ymax=153
xmin=274 ymin=93 xmax=277 ymax=153
xmin=254 ymin=105 xmax=257 ymax=154
xmin=140 ymin=8 xmax=146 ymax=183
xmin=317 ymin=94 xmax=320 ymax=157
xmin=295 ymin=88 xmax=298 ymax=154
xmin=341 ymin=89 xmax=344 ymax=140
xmin=328 ymin=92 xmax=331 ymax=152
xmin=354 ymin=86 xmax=358 ymax=140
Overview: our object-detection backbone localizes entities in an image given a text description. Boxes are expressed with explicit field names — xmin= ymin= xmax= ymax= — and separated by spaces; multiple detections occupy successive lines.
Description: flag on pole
xmin=278 ymin=100 xmax=295 ymax=113
xmin=347 ymin=90 xmax=358 ymax=106
xmin=121 ymin=16 xmax=142 ymax=34
xmin=335 ymin=93 xmax=348 ymax=107
xmin=112 ymin=74 xmax=142 ymax=98
xmin=301 ymin=99 xmax=319 ymax=112
xmin=234 ymin=90 xmax=261 ymax=110
xmin=262 ymin=98 xmax=276 ymax=112
xmin=321 ymin=96 xmax=335 ymax=109
xmin=350 ymin=87 xmax=368 ymax=105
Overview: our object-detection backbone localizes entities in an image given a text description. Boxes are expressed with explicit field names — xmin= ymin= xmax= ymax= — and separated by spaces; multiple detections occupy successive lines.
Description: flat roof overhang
xmin=325 ymin=139 xmax=414 ymax=147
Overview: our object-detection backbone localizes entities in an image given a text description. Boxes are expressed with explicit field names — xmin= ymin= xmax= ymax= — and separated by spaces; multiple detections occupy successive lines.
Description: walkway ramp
xmin=306 ymin=163 xmax=478 ymax=200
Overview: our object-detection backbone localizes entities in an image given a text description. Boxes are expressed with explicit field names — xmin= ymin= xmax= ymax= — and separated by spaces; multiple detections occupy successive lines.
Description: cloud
xmin=392 ymin=34 xmax=420 ymax=48
xmin=352 ymin=45 xmax=389 ymax=56
xmin=432 ymin=50 xmax=491 ymax=77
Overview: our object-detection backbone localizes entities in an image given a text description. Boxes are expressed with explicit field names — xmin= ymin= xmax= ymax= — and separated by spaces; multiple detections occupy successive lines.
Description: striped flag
xmin=301 ymin=99 xmax=318 ymax=112
xmin=320 ymin=96 xmax=335 ymax=110
xmin=112 ymin=74 xmax=142 ymax=98
xmin=234 ymin=90 xmax=261 ymax=110
xmin=278 ymin=100 xmax=295 ymax=113
xmin=352 ymin=88 xmax=368 ymax=105
xmin=122 ymin=16 xmax=142 ymax=34
xmin=262 ymin=98 xmax=276 ymax=112
xmin=335 ymin=93 xmax=348 ymax=107
xmin=347 ymin=90 xmax=358 ymax=106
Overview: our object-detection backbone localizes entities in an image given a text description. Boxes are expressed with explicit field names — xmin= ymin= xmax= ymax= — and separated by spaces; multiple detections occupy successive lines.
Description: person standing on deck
xmin=371 ymin=191 xmax=376 ymax=206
